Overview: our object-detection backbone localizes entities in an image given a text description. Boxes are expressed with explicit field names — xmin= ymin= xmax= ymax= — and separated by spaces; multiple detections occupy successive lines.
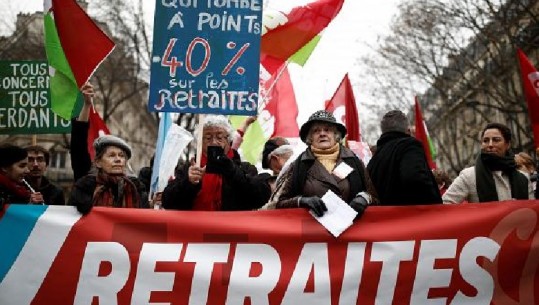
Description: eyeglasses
xmin=203 ymin=133 xmax=228 ymax=142
xmin=28 ymin=156 xmax=46 ymax=163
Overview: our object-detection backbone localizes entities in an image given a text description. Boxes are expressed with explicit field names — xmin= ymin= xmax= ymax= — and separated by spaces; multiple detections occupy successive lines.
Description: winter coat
xmin=263 ymin=146 xmax=375 ymax=209
xmin=35 ymin=176 xmax=65 ymax=205
xmin=442 ymin=167 xmax=534 ymax=203
xmin=367 ymin=131 xmax=442 ymax=205
xmin=68 ymin=175 xmax=149 ymax=211
xmin=162 ymin=150 xmax=271 ymax=211
xmin=0 ymin=184 xmax=29 ymax=205
xmin=70 ymin=119 xmax=92 ymax=182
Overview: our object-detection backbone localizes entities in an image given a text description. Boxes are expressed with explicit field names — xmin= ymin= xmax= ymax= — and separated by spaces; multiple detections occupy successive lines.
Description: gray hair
xmin=381 ymin=110 xmax=408 ymax=133
xmin=202 ymin=115 xmax=235 ymax=143
xmin=269 ymin=144 xmax=294 ymax=159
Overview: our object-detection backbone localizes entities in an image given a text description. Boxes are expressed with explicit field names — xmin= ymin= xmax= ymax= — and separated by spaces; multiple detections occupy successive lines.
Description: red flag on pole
xmin=325 ymin=74 xmax=360 ymax=141
xmin=415 ymin=97 xmax=436 ymax=169
xmin=516 ymin=48 xmax=539 ymax=149
xmin=51 ymin=0 xmax=115 ymax=87
xmin=261 ymin=0 xmax=344 ymax=75
xmin=264 ymin=66 xmax=299 ymax=137
xmin=87 ymin=107 xmax=110 ymax=160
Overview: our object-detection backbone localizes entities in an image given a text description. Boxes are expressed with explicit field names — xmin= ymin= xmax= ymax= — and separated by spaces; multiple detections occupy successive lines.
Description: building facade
xmin=0 ymin=2 xmax=158 ymax=196
xmin=418 ymin=0 xmax=539 ymax=176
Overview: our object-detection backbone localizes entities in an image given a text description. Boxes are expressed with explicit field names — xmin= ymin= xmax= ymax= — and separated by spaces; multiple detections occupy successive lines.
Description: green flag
xmin=43 ymin=13 xmax=80 ymax=119
xmin=289 ymin=35 xmax=321 ymax=66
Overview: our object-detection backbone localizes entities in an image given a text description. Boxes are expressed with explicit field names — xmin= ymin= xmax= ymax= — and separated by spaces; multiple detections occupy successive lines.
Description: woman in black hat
xmin=262 ymin=110 xmax=377 ymax=218
xmin=0 ymin=144 xmax=44 ymax=207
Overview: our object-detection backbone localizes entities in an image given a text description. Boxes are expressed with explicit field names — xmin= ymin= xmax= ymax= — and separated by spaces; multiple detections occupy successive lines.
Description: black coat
xmin=162 ymin=150 xmax=271 ymax=211
xmin=367 ymin=131 xmax=442 ymax=205
xmin=68 ymin=175 xmax=149 ymax=213
xmin=70 ymin=119 xmax=92 ymax=182
xmin=35 ymin=176 xmax=65 ymax=205
xmin=0 ymin=184 xmax=29 ymax=205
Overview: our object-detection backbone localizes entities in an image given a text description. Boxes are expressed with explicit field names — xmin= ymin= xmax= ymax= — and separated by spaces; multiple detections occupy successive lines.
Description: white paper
xmin=312 ymin=190 xmax=358 ymax=237
xmin=332 ymin=162 xmax=354 ymax=179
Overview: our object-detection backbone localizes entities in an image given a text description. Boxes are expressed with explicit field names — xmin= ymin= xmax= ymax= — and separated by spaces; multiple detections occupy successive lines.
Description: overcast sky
xmin=1 ymin=0 xmax=402 ymax=130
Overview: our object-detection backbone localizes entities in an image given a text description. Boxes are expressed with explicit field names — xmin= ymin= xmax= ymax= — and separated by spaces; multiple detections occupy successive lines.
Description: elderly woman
xmin=68 ymin=135 xmax=148 ymax=214
xmin=162 ymin=115 xmax=271 ymax=211
xmin=68 ymin=83 xmax=148 ymax=214
xmin=443 ymin=123 xmax=533 ymax=203
xmin=0 ymin=144 xmax=45 ymax=207
xmin=263 ymin=110 xmax=377 ymax=217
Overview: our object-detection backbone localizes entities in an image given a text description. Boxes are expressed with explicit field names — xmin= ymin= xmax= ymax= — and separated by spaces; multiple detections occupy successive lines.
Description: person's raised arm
xmin=71 ymin=83 xmax=95 ymax=181
xmin=77 ymin=83 xmax=95 ymax=122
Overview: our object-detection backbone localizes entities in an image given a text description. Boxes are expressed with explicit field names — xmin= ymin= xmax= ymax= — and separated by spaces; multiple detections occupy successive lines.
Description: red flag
xmin=516 ymin=48 xmax=539 ymax=149
xmin=87 ymin=107 xmax=110 ymax=160
xmin=51 ymin=0 xmax=115 ymax=87
xmin=325 ymin=74 xmax=360 ymax=141
xmin=261 ymin=0 xmax=344 ymax=74
xmin=415 ymin=97 xmax=436 ymax=169
xmin=264 ymin=66 xmax=299 ymax=137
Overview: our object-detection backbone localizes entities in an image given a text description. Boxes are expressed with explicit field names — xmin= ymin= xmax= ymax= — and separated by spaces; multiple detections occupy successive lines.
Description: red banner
xmin=1 ymin=202 xmax=538 ymax=304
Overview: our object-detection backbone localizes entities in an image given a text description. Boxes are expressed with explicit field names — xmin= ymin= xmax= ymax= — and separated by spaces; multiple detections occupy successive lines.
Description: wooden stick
xmin=195 ymin=114 xmax=205 ymax=167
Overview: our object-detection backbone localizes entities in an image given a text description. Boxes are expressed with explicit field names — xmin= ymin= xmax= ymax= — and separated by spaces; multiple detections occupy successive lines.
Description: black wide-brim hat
xmin=299 ymin=110 xmax=347 ymax=143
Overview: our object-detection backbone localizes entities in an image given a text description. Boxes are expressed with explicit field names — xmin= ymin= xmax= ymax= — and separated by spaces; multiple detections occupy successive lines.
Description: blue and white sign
xmin=148 ymin=0 xmax=263 ymax=115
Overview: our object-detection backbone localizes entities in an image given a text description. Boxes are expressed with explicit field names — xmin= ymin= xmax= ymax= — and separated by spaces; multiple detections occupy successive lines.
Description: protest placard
xmin=0 ymin=61 xmax=71 ymax=134
xmin=148 ymin=0 xmax=262 ymax=115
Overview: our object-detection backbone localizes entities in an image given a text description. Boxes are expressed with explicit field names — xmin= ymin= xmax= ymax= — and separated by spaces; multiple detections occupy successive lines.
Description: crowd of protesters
xmin=1 ymin=85 xmax=538 ymax=215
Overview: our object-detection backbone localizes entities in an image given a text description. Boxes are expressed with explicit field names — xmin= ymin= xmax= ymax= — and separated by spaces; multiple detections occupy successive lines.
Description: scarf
xmin=0 ymin=173 xmax=30 ymax=203
xmin=192 ymin=149 xmax=235 ymax=211
xmin=92 ymin=171 xmax=140 ymax=208
xmin=311 ymin=143 xmax=340 ymax=173
xmin=475 ymin=152 xmax=529 ymax=202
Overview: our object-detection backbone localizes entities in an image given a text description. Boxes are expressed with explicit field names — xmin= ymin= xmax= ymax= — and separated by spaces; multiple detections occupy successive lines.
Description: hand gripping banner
xmin=0 ymin=201 xmax=538 ymax=304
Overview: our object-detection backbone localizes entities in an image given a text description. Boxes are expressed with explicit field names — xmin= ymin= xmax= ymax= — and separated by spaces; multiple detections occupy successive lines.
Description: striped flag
xmin=43 ymin=0 xmax=114 ymax=119
xmin=261 ymin=0 xmax=344 ymax=75
xmin=234 ymin=1 xmax=339 ymax=165
xmin=150 ymin=113 xmax=173 ymax=195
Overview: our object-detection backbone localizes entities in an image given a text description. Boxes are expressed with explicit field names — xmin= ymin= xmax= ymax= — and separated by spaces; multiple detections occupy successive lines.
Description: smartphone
xmin=207 ymin=146 xmax=224 ymax=162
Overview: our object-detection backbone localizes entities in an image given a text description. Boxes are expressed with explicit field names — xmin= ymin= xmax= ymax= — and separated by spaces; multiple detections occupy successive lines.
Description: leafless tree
xmin=361 ymin=0 xmax=539 ymax=175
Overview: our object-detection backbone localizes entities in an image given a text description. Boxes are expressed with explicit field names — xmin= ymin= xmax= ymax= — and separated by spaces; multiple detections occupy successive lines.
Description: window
xmin=50 ymin=151 xmax=67 ymax=169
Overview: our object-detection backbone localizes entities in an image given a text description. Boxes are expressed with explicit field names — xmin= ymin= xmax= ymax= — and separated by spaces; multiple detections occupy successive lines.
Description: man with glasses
xmin=25 ymin=145 xmax=65 ymax=205
xmin=162 ymin=115 xmax=271 ymax=211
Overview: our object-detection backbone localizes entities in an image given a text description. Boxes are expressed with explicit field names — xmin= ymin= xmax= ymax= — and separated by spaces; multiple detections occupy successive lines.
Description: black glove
xmin=349 ymin=195 xmax=368 ymax=218
xmin=299 ymin=196 xmax=327 ymax=217
xmin=210 ymin=155 xmax=237 ymax=178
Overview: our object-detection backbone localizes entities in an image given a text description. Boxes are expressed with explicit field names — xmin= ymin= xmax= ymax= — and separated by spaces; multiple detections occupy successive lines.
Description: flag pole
xmin=259 ymin=60 xmax=291 ymax=112
xmin=195 ymin=114 xmax=205 ymax=167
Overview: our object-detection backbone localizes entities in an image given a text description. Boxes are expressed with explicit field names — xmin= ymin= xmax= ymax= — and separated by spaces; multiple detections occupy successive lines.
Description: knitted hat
xmin=299 ymin=110 xmax=347 ymax=143
xmin=93 ymin=135 xmax=132 ymax=159
xmin=262 ymin=137 xmax=289 ymax=169
xmin=0 ymin=144 xmax=28 ymax=168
